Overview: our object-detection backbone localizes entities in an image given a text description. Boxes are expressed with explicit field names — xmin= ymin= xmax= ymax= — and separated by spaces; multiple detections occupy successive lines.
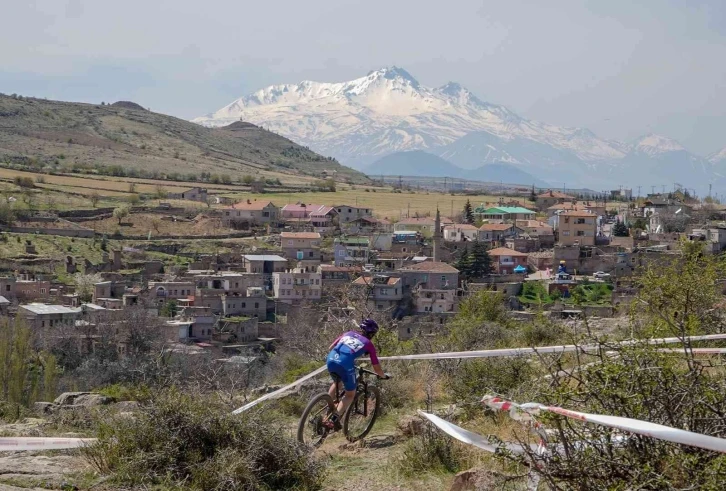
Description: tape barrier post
xmin=0 ymin=437 xmax=96 ymax=452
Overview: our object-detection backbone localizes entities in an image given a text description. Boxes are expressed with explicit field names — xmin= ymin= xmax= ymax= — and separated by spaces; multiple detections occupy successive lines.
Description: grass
xmin=231 ymin=189 xmax=504 ymax=221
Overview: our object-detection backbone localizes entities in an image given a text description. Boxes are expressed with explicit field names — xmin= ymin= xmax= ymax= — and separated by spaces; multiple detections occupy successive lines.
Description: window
xmin=576 ymin=218 xmax=586 ymax=224
xmin=348 ymin=209 xmax=352 ymax=213
xmin=5 ymin=285 xmax=9 ymax=291
xmin=338 ymin=250 xmax=345 ymax=257
xmin=441 ymin=275 xmax=446 ymax=283
xmin=235 ymin=282 xmax=239 ymax=288
xmin=241 ymin=302 xmax=246 ymax=308
xmin=562 ymin=231 xmax=570 ymax=236
xmin=297 ymin=251 xmax=304 ymax=260
xmin=576 ymin=230 xmax=586 ymax=236
xmin=41 ymin=321 xmax=45 ymax=327
xmin=255 ymin=302 xmax=259 ymax=308
xmin=287 ymin=240 xmax=293 ymax=246
xmin=263 ymin=212 xmax=270 ymax=217
xmin=40 ymin=288 xmax=46 ymax=294
xmin=315 ymin=279 xmax=320 ymax=285
xmin=308 ymin=251 xmax=314 ymax=258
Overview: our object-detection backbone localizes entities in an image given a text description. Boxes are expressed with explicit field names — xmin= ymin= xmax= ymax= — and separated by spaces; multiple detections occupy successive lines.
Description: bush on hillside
xmin=83 ymin=390 xmax=326 ymax=490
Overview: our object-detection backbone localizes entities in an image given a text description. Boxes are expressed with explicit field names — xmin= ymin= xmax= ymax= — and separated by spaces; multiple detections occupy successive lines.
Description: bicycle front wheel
xmin=343 ymin=385 xmax=381 ymax=442
xmin=297 ymin=393 xmax=336 ymax=447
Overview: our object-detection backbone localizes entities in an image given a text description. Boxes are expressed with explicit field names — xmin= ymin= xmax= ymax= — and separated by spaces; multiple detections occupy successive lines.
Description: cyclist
xmin=324 ymin=319 xmax=388 ymax=430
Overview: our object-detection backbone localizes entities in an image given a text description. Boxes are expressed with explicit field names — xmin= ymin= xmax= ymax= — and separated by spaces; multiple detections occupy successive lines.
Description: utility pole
xmin=651 ymin=185 xmax=656 ymax=195
xmin=637 ymin=186 xmax=641 ymax=199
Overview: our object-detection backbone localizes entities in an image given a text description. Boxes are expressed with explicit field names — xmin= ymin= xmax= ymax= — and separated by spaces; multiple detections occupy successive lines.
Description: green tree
xmin=113 ymin=206 xmax=130 ymax=225
xmin=89 ymin=191 xmax=100 ymax=208
xmin=529 ymin=184 xmax=536 ymax=203
xmin=242 ymin=175 xmax=254 ymax=185
xmin=463 ymin=199 xmax=474 ymax=224
xmin=160 ymin=300 xmax=178 ymax=318
xmin=455 ymin=247 xmax=473 ymax=277
xmin=469 ymin=240 xmax=492 ymax=277
xmin=612 ymin=219 xmax=629 ymax=237
xmin=0 ymin=202 xmax=15 ymax=227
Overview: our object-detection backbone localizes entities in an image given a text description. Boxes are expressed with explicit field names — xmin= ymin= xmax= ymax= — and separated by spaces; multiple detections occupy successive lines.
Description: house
xmin=413 ymin=288 xmax=457 ymax=314
xmin=478 ymin=223 xmax=518 ymax=243
xmin=280 ymin=232 xmax=322 ymax=262
xmin=476 ymin=206 xmax=536 ymax=222
xmin=546 ymin=202 xmax=588 ymax=218
xmin=222 ymin=200 xmax=279 ymax=226
xmin=308 ymin=206 xmax=338 ymax=233
xmin=343 ymin=216 xmax=392 ymax=234
xmin=536 ymin=190 xmax=575 ymax=211
xmin=18 ymin=304 xmax=81 ymax=329
xmin=394 ymin=217 xmax=448 ymax=238
xmin=2 ymin=276 xmax=52 ymax=302
xmin=0 ymin=296 xmax=9 ymax=314
xmin=92 ymin=281 xmax=127 ymax=304
xmin=168 ymin=187 xmax=208 ymax=202
xmin=516 ymin=220 xmax=555 ymax=248
xmin=220 ymin=289 xmax=267 ymax=319
xmin=555 ymin=210 xmax=597 ymax=246
xmin=272 ymin=268 xmax=322 ymax=304
xmin=443 ymin=224 xmax=479 ymax=242
xmin=334 ymin=236 xmax=370 ymax=267
xmin=352 ymin=275 xmax=403 ymax=312
xmin=147 ymin=281 xmax=195 ymax=308
xmin=335 ymin=205 xmax=372 ymax=223
xmin=488 ymin=247 xmax=529 ymax=274
xmin=241 ymin=255 xmax=288 ymax=275
xmin=398 ymin=261 xmax=459 ymax=290
xmin=281 ymin=203 xmax=325 ymax=220
xmin=318 ymin=265 xmax=361 ymax=284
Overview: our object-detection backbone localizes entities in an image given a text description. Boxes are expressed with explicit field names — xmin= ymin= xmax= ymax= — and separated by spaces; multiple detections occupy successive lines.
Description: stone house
xmin=335 ymin=205 xmax=372 ymax=223
xmin=536 ymin=190 xmax=575 ymax=211
xmin=352 ymin=275 xmax=403 ymax=312
xmin=333 ymin=236 xmax=370 ymax=267
xmin=280 ymin=232 xmax=322 ymax=262
xmin=222 ymin=200 xmax=279 ymax=226
xmin=168 ymin=187 xmax=208 ymax=202
xmin=555 ymin=210 xmax=598 ymax=246
xmin=272 ymin=268 xmax=323 ymax=304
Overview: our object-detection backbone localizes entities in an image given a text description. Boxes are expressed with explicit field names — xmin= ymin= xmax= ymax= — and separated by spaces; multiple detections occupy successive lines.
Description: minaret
xmin=433 ymin=207 xmax=441 ymax=262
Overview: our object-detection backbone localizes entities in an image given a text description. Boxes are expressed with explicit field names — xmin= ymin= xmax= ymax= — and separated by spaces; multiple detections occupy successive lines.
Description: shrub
xmin=395 ymin=422 xmax=475 ymax=477
xmin=83 ymin=390 xmax=326 ymax=490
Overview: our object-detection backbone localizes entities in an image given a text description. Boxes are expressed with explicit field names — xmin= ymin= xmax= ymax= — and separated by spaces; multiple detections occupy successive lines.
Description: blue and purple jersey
xmin=328 ymin=331 xmax=379 ymax=365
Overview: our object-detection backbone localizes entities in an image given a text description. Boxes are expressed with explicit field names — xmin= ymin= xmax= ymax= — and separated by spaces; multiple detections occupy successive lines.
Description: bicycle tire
xmin=343 ymin=385 xmax=381 ymax=442
xmin=297 ymin=392 xmax=336 ymax=446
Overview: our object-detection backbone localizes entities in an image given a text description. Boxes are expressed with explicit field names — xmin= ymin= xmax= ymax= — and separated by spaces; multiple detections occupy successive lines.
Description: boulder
xmin=396 ymin=414 xmax=425 ymax=437
xmin=33 ymin=402 xmax=56 ymax=415
xmin=53 ymin=392 xmax=114 ymax=407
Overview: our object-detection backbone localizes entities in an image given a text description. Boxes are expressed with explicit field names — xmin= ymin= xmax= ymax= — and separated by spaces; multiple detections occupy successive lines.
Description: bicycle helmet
xmin=359 ymin=318 xmax=379 ymax=338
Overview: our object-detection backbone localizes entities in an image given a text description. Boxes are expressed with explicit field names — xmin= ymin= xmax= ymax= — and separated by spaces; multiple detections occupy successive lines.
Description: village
xmin=1 ymin=184 xmax=724 ymax=364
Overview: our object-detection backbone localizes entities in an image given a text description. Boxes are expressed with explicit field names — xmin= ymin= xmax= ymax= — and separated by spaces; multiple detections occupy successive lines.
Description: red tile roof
xmin=444 ymin=224 xmax=478 ymax=231
xmin=280 ymin=232 xmax=321 ymax=239
xmin=538 ymin=190 xmax=575 ymax=199
xmin=488 ymin=247 xmax=529 ymax=257
xmin=560 ymin=210 xmax=596 ymax=218
xmin=353 ymin=276 xmax=401 ymax=286
xmin=479 ymin=223 xmax=514 ymax=231
xmin=399 ymin=261 xmax=459 ymax=273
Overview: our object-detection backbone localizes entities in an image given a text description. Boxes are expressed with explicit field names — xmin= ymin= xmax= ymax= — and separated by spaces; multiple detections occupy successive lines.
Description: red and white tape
xmin=0 ymin=437 xmax=96 ymax=452
xmin=482 ymin=395 xmax=726 ymax=454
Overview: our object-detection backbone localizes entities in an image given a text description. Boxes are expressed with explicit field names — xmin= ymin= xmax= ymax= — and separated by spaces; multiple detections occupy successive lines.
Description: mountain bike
xmin=297 ymin=366 xmax=384 ymax=446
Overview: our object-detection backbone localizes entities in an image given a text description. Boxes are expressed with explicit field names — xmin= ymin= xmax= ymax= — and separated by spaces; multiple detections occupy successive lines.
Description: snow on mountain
xmin=632 ymin=134 xmax=687 ymax=157
xmin=709 ymin=147 xmax=726 ymax=164
xmin=193 ymin=67 xmax=625 ymax=170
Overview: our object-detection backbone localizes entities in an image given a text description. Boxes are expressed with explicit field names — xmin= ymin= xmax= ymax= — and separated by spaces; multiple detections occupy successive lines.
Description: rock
xmin=33 ymin=402 xmax=56 ymax=415
xmin=449 ymin=468 xmax=500 ymax=491
xmin=0 ymin=454 xmax=87 ymax=490
xmin=396 ymin=415 xmax=425 ymax=437
xmin=113 ymin=400 xmax=140 ymax=411
xmin=53 ymin=392 xmax=113 ymax=407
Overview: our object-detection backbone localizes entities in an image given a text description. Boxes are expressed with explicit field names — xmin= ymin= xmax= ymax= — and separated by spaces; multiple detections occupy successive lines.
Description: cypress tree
xmin=470 ymin=240 xmax=492 ymax=277
xmin=464 ymin=199 xmax=474 ymax=224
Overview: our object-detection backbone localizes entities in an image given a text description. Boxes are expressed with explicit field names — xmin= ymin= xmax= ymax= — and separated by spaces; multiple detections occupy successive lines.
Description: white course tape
xmin=483 ymin=396 xmax=726 ymax=454
xmin=233 ymin=333 xmax=726 ymax=414
xmin=0 ymin=437 xmax=96 ymax=451
xmin=232 ymin=365 xmax=327 ymax=414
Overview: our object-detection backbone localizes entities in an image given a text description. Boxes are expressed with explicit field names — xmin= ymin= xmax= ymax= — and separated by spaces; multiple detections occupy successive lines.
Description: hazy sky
xmin=2 ymin=0 xmax=725 ymax=155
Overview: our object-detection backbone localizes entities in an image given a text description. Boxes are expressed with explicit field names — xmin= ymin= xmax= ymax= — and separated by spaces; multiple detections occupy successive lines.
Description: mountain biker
xmin=324 ymin=319 xmax=389 ymax=430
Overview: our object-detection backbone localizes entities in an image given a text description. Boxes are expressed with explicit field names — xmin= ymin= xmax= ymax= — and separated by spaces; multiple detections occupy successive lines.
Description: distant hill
xmin=0 ymin=94 xmax=366 ymax=183
xmin=365 ymin=150 xmax=549 ymax=187
xmin=365 ymin=151 xmax=462 ymax=177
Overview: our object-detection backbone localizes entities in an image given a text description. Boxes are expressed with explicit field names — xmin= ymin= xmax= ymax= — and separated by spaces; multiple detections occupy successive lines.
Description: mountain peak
xmin=366 ymin=66 xmax=420 ymax=88
xmin=633 ymin=133 xmax=686 ymax=156
xmin=708 ymin=146 xmax=726 ymax=164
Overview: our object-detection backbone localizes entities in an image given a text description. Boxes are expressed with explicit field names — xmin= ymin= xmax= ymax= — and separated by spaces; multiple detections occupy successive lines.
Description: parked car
xmin=593 ymin=271 xmax=611 ymax=279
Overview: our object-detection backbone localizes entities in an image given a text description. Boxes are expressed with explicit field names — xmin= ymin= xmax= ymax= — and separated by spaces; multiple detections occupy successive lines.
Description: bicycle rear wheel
xmin=297 ymin=393 xmax=336 ymax=446
xmin=343 ymin=385 xmax=381 ymax=442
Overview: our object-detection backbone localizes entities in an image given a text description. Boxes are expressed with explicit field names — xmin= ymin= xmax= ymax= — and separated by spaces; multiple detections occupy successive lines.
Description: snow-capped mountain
xmin=193 ymin=67 xmax=624 ymax=170
xmin=194 ymin=67 xmax=722 ymax=193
